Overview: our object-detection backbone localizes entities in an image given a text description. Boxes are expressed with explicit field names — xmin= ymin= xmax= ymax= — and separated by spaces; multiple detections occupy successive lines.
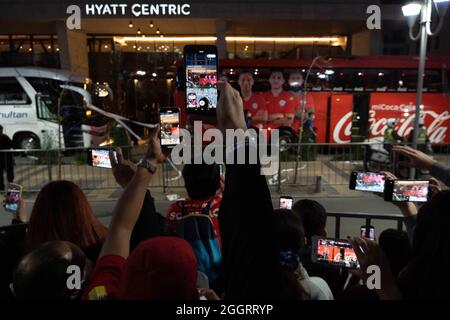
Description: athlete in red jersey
xmin=264 ymin=71 xmax=295 ymax=127
xmin=238 ymin=72 xmax=267 ymax=127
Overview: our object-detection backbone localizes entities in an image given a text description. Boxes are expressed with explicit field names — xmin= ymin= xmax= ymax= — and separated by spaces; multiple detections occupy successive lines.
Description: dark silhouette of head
xmin=274 ymin=209 xmax=308 ymax=299
xmin=274 ymin=209 xmax=306 ymax=252
xmin=182 ymin=164 xmax=220 ymax=200
xmin=292 ymin=199 xmax=327 ymax=244
xmin=13 ymin=241 xmax=87 ymax=300
xmin=378 ymin=229 xmax=412 ymax=278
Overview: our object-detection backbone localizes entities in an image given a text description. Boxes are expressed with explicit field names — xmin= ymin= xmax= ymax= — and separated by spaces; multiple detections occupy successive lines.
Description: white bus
xmin=0 ymin=67 xmax=108 ymax=150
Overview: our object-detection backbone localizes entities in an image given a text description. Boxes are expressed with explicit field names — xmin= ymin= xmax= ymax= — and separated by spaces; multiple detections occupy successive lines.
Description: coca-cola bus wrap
xmin=328 ymin=93 xmax=450 ymax=144
xmin=174 ymin=56 xmax=450 ymax=145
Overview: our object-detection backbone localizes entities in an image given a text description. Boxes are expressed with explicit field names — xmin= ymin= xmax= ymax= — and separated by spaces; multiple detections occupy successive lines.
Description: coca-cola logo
xmin=371 ymin=103 xmax=416 ymax=112
xmin=333 ymin=106 xmax=450 ymax=144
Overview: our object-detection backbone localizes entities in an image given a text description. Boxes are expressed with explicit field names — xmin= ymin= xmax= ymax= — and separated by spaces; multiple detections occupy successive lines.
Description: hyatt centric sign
xmin=84 ymin=3 xmax=191 ymax=16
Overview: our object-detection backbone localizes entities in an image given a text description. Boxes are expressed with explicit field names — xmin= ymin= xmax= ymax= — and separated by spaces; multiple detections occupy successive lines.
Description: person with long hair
xmin=397 ymin=190 xmax=450 ymax=299
xmin=25 ymin=180 xmax=107 ymax=262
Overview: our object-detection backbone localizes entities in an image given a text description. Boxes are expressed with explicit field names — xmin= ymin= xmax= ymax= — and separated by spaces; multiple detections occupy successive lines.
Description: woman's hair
xmin=25 ymin=181 xmax=107 ymax=253
xmin=399 ymin=190 xmax=450 ymax=299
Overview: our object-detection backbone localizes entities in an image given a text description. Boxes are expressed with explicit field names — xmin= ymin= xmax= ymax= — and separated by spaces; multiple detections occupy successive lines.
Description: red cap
xmin=120 ymin=236 xmax=198 ymax=300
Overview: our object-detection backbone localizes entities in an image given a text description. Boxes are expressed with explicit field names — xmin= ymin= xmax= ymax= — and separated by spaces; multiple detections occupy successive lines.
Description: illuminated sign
xmin=84 ymin=3 xmax=191 ymax=16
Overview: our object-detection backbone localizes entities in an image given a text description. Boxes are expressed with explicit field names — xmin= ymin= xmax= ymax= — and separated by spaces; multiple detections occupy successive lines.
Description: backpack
xmin=176 ymin=199 xmax=222 ymax=284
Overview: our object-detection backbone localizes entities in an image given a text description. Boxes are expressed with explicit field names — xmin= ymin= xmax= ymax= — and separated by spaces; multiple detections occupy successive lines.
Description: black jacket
xmin=219 ymin=143 xmax=282 ymax=299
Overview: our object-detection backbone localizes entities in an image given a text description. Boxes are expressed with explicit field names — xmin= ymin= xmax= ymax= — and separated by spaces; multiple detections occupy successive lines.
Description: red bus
xmin=175 ymin=56 xmax=450 ymax=145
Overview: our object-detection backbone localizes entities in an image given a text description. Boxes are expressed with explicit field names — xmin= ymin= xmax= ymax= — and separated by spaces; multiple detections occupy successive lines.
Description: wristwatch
xmin=137 ymin=159 xmax=158 ymax=174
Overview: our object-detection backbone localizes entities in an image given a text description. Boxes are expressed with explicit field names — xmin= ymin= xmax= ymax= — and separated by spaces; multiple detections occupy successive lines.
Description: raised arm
xmin=108 ymin=147 xmax=167 ymax=252
xmin=99 ymin=126 xmax=164 ymax=259
xmin=393 ymin=145 xmax=450 ymax=186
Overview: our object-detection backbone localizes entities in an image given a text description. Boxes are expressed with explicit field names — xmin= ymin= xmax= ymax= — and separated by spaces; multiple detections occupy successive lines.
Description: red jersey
xmin=82 ymin=254 xmax=125 ymax=300
xmin=166 ymin=195 xmax=222 ymax=247
xmin=263 ymin=91 xmax=296 ymax=116
xmin=243 ymin=93 xmax=267 ymax=118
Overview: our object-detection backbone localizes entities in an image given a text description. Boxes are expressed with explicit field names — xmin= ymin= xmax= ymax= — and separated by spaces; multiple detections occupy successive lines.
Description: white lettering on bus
xmin=333 ymin=108 xmax=450 ymax=144
xmin=0 ymin=111 xmax=28 ymax=119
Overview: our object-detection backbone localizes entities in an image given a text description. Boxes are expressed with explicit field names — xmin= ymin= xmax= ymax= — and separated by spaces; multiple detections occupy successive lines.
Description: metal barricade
xmin=1 ymin=142 xmax=449 ymax=192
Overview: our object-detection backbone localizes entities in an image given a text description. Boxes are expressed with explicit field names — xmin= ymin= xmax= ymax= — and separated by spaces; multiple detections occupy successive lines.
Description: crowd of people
xmin=0 ymin=81 xmax=450 ymax=300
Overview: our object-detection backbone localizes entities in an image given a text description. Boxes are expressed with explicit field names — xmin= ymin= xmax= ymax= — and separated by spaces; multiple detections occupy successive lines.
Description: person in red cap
xmin=82 ymin=126 xmax=201 ymax=300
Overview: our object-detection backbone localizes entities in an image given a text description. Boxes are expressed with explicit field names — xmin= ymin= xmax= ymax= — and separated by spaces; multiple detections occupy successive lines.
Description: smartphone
xmin=360 ymin=225 xmax=375 ymax=240
xmin=279 ymin=196 xmax=293 ymax=210
xmin=4 ymin=183 xmax=22 ymax=213
xmin=384 ymin=179 xmax=430 ymax=202
xmin=349 ymin=171 xmax=385 ymax=193
xmin=160 ymin=107 xmax=181 ymax=147
xmin=87 ymin=148 xmax=117 ymax=169
xmin=311 ymin=236 xmax=360 ymax=269
xmin=184 ymin=45 xmax=218 ymax=115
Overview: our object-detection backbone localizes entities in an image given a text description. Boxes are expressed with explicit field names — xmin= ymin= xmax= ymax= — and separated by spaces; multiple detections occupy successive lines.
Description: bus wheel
xmin=14 ymin=134 xmax=40 ymax=151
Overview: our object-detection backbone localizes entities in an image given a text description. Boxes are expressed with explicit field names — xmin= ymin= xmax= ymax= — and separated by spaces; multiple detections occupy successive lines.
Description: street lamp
xmin=401 ymin=0 xmax=448 ymax=178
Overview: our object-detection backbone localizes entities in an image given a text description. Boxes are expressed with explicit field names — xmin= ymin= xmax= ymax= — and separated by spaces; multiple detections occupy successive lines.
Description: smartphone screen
xmin=160 ymin=108 xmax=181 ymax=146
xmin=390 ymin=180 xmax=429 ymax=202
xmin=89 ymin=148 xmax=116 ymax=169
xmin=279 ymin=196 xmax=293 ymax=210
xmin=184 ymin=45 xmax=218 ymax=114
xmin=350 ymin=171 xmax=385 ymax=193
xmin=312 ymin=237 xmax=360 ymax=269
xmin=4 ymin=183 xmax=22 ymax=213
xmin=360 ymin=226 xmax=375 ymax=240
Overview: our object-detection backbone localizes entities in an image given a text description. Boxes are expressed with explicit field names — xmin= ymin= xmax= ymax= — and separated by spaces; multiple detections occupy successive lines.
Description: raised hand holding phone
xmin=3 ymin=183 xmax=22 ymax=214
xmin=184 ymin=45 xmax=219 ymax=115
xmin=160 ymin=107 xmax=181 ymax=147
xmin=109 ymin=147 xmax=137 ymax=188
xmin=88 ymin=148 xmax=117 ymax=169
xmin=380 ymin=171 xmax=418 ymax=217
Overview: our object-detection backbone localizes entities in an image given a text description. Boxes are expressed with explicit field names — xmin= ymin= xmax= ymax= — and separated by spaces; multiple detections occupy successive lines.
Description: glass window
xmin=36 ymin=94 xmax=57 ymax=121
xmin=0 ymin=77 xmax=30 ymax=105
xmin=398 ymin=69 xmax=442 ymax=92
xmin=254 ymin=42 xmax=275 ymax=59
xmin=276 ymin=43 xmax=296 ymax=59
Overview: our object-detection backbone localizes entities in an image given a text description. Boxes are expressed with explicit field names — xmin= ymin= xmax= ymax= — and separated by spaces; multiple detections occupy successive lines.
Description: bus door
xmin=328 ymin=93 xmax=353 ymax=144
xmin=351 ymin=93 xmax=371 ymax=142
